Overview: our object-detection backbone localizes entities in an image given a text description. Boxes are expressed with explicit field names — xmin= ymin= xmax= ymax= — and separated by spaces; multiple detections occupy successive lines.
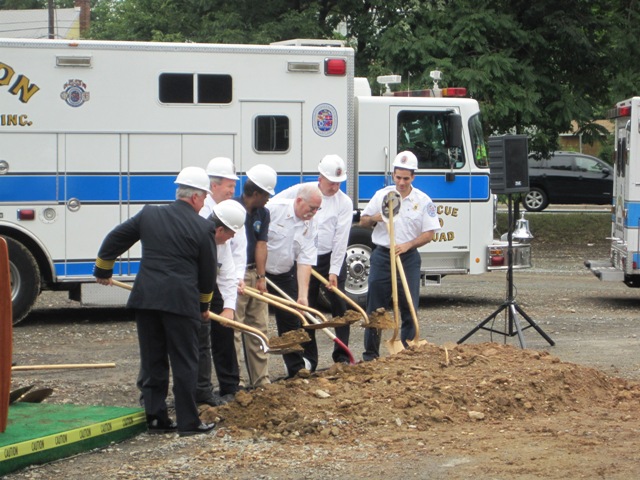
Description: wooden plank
xmin=0 ymin=237 xmax=13 ymax=433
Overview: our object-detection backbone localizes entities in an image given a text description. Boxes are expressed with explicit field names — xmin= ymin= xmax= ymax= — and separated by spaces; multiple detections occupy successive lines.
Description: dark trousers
xmin=197 ymin=286 xmax=240 ymax=399
xmin=363 ymin=247 xmax=421 ymax=361
xmin=267 ymin=268 xmax=305 ymax=377
xmin=136 ymin=309 xmax=201 ymax=431
xmin=307 ymin=252 xmax=350 ymax=367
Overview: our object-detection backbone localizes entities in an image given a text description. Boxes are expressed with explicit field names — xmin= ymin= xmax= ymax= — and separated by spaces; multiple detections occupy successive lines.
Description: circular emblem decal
xmin=312 ymin=103 xmax=338 ymax=137
xmin=60 ymin=79 xmax=90 ymax=108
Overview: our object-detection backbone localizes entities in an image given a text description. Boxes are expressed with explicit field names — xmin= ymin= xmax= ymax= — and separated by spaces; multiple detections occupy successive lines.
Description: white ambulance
xmin=586 ymin=97 xmax=640 ymax=286
xmin=0 ymin=37 xmax=527 ymax=323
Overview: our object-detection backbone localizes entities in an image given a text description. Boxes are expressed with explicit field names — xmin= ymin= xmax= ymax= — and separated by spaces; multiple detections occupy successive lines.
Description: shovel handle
xmin=395 ymin=255 xmax=421 ymax=342
xmin=12 ymin=363 xmax=116 ymax=371
xmin=386 ymin=193 xmax=401 ymax=342
xmin=242 ymin=288 xmax=309 ymax=326
xmin=245 ymin=286 xmax=328 ymax=323
xmin=310 ymin=269 xmax=369 ymax=325
xmin=266 ymin=277 xmax=356 ymax=365
xmin=109 ymin=280 xmax=273 ymax=352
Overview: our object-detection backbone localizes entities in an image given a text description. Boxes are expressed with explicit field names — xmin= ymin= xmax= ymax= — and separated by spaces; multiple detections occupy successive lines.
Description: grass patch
xmin=496 ymin=212 xmax=611 ymax=246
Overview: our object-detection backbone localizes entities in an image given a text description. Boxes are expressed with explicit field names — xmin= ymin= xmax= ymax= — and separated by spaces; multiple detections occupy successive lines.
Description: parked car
xmin=523 ymin=151 xmax=613 ymax=212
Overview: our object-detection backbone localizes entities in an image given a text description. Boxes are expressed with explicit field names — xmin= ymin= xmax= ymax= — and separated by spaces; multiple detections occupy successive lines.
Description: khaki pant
xmin=234 ymin=269 xmax=270 ymax=387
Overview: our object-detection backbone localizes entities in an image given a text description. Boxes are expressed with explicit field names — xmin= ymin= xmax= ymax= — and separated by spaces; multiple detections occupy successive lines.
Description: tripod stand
xmin=457 ymin=194 xmax=555 ymax=348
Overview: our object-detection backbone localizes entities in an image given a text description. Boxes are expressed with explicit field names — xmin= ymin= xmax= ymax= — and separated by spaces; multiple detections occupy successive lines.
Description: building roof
xmin=0 ymin=7 xmax=80 ymax=40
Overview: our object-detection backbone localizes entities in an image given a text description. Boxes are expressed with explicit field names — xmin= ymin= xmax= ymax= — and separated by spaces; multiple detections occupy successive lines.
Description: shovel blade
xmin=18 ymin=387 xmax=53 ymax=403
xmin=384 ymin=339 xmax=405 ymax=355
xmin=9 ymin=385 xmax=34 ymax=404
xmin=406 ymin=339 xmax=428 ymax=348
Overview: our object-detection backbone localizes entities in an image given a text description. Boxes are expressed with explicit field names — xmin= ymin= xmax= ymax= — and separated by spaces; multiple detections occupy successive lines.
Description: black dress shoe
xmin=147 ymin=418 xmax=178 ymax=434
xmin=178 ymin=422 xmax=216 ymax=437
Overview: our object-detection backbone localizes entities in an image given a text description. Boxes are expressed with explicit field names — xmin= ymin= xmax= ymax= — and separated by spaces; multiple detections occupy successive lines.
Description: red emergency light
xmin=393 ymin=87 xmax=467 ymax=98
xmin=607 ymin=105 xmax=632 ymax=119
xmin=324 ymin=58 xmax=346 ymax=76
xmin=17 ymin=209 xmax=35 ymax=220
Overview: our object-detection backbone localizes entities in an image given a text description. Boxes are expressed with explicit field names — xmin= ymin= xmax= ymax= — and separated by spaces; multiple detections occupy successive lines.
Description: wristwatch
xmin=256 ymin=274 xmax=266 ymax=279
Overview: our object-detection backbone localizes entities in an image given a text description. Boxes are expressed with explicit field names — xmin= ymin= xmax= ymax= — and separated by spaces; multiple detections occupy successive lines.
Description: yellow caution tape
xmin=1 ymin=410 xmax=145 ymax=462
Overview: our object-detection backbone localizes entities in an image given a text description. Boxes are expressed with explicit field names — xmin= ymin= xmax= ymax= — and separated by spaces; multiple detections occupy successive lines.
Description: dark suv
xmin=523 ymin=151 xmax=613 ymax=212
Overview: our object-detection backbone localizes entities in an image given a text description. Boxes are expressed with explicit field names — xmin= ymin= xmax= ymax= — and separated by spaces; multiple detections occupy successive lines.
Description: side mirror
xmin=446 ymin=113 xmax=463 ymax=149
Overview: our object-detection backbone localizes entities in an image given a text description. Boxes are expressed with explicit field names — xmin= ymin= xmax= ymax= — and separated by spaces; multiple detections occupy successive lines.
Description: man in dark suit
xmin=94 ymin=166 xmax=218 ymax=437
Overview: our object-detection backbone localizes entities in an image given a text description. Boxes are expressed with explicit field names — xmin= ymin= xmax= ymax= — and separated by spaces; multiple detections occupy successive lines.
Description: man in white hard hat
xmin=230 ymin=164 xmax=277 ymax=388
xmin=359 ymin=151 xmax=440 ymax=361
xmin=272 ymin=154 xmax=353 ymax=369
xmin=94 ymin=166 xmax=217 ymax=436
xmin=196 ymin=157 xmax=247 ymax=406
xmin=266 ymin=183 xmax=322 ymax=378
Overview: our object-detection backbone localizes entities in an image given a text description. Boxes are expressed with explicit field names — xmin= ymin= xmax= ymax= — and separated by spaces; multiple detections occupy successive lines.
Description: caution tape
xmin=1 ymin=410 xmax=145 ymax=462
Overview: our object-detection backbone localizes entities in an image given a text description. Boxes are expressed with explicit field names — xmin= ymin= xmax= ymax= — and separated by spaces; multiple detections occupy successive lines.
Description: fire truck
xmin=0 ymin=37 xmax=528 ymax=323
xmin=586 ymin=97 xmax=640 ymax=286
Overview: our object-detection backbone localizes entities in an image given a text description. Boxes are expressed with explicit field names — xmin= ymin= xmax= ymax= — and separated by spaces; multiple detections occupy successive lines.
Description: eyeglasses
xmin=307 ymin=203 xmax=322 ymax=212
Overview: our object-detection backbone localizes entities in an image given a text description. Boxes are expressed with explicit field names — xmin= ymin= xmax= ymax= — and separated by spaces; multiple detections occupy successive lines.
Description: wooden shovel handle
xmin=12 ymin=363 xmax=115 ymax=371
xmin=387 ymin=193 xmax=401 ymax=341
xmin=245 ymin=286 xmax=328 ymax=323
xmin=310 ymin=269 xmax=369 ymax=325
xmin=242 ymin=288 xmax=309 ymax=326
xmin=395 ymin=255 xmax=420 ymax=341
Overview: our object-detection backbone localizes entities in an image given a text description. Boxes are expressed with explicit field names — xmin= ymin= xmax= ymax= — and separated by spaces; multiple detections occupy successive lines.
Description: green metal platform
xmin=0 ymin=403 xmax=145 ymax=476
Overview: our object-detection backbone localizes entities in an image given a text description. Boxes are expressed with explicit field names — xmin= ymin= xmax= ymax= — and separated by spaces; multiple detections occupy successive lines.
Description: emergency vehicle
xmin=586 ymin=97 xmax=640 ymax=286
xmin=0 ymin=37 xmax=529 ymax=323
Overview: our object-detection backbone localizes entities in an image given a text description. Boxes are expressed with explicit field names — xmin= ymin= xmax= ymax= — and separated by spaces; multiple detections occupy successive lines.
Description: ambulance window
xmin=198 ymin=74 xmax=232 ymax=104
xmin=469 ymin=114 xmax=488 ymax=168
xmin=397 ymin=110 xmax=464 ymax=169
xmin=254 ymin=116 xmax=289 ymax=152
xmin=159 ymin=73 xmax=193 ymax=103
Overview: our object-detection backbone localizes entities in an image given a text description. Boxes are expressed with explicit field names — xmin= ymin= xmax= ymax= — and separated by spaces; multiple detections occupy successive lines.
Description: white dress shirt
xmin=265 ymin=198 xmax=318 ymax=274
xmin=274 ymin=182 xmax=352 ymax=276
xmin=362 ymin=185 xmax=440 ymax=247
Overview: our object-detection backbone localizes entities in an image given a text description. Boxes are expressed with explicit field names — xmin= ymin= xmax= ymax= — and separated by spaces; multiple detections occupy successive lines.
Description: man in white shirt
xmin=359 ymin=151 xmax=440 ymax=361
xmin=265 ymin=183 xmax=322 ymax=378
xmin=196 ymin=157 xmax=246 ymax=405
xmin=272 ymin=155 xmax=353 ymax=368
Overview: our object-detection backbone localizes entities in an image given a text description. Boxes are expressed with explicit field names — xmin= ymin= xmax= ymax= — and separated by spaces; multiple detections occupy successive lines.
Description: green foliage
xmin=496 ymin=212 xmax=610 ymax=246
xmin=54 ymin=0 xmax=640 ymax=148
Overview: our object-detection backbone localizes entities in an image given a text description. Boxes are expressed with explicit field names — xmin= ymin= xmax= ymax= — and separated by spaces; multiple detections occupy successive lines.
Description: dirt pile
xmin=201 ymin=342 xmax=640 ymax=441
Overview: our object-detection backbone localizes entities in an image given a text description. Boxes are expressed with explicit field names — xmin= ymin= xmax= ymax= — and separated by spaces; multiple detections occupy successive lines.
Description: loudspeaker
xmin=488 ymin=135 xmax=530 ymax=194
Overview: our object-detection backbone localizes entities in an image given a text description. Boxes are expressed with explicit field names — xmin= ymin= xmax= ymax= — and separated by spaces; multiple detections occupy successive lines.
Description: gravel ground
xmin=5 ymin=236 xmax=640 ymax=479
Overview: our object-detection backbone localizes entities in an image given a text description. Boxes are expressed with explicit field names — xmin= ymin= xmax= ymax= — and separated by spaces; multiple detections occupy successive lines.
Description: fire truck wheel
xmin=522 ymin=187 xmax=549 ymax=212
xmin=343 ymin=226 xmax=373 ymax=308
xmin=3 ymin=236 xmax=41 ymax=325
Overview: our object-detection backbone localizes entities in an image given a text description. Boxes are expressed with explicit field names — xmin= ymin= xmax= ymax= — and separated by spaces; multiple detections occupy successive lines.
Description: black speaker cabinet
xmin=488 ymin=135 xmax=530 ymax=194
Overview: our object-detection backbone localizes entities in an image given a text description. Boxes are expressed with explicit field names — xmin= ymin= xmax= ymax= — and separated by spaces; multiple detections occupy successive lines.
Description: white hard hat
xmin=392 ymin=151 xmax=418 ymax=171
xmin=213 ymin=199 xmax=246 ymax=232
xmin=247 ymin=164 xmax=277 ymax=195
xmin=318 ymin=154 xmax=347 ymax=182
xmin=205 ymin=157 xmax=239 ymax=180
xmin=174 ymin=166 xmax=212 ymax=194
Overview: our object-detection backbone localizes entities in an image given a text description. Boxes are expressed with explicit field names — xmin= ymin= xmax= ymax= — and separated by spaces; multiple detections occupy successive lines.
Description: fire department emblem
xmin=312 ymin=103 xmax=337 ymax=137
xmin=335 ymin=167 xmax=343 ymax=177
xmin=60 ymin=79 xmax=90 ymax=107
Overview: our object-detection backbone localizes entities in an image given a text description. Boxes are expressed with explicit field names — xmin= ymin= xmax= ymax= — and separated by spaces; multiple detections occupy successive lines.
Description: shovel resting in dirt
xmin=310 ymin=268 xmax=370 ymax=326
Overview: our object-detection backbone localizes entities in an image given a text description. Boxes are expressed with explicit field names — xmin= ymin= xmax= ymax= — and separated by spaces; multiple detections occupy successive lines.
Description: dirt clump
xmin=365 ymin=307 xmax=395 ymax=329
xmin=268 ymin=328 xmax=310 ymax=348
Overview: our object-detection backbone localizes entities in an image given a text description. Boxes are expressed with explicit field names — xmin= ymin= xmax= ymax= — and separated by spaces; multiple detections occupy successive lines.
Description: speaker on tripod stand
xmin=458 ymin=134 xmax=554 ymax=348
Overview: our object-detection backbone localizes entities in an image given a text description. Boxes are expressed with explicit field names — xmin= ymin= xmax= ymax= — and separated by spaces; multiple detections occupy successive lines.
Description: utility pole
xmin=48 ymin=0 xmax=55 ymax=39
